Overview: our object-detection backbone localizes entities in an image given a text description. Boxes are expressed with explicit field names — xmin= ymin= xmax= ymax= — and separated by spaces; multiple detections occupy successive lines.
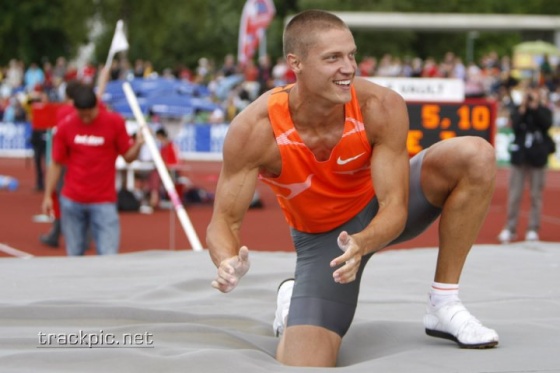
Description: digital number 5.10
xmin=421 ymin=104 xmax=491 ymax=131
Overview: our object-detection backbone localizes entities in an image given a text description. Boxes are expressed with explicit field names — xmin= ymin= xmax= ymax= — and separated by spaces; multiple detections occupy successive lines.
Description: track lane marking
xmin=0 ymin=243 xmax=34 ymax=258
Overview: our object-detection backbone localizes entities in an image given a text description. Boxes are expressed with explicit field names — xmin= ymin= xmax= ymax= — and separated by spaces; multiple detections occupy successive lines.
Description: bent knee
xmin=423 ymin=137 xmax=496 ymax=202
xmin=459 ymin=136 xmax=495 ymax=162
xmin=457 ymin=137 xmax=496 ymax=183
xmin=278 ymin=325 xmax=341 ymax=367
xmin=432 ymin=137 xmax=495 ymax=178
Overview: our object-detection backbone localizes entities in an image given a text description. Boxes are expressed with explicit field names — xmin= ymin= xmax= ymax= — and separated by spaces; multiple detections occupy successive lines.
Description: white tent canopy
xmin=330 ymin=12 xmax=560 ymax=32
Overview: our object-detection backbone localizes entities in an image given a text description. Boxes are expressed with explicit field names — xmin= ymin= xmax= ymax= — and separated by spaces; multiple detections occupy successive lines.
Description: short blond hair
xmin=283 ymin=10 xmax=349 ymax=59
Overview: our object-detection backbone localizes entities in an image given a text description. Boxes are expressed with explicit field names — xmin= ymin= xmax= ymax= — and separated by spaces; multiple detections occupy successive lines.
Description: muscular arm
xmin=332 ymin=82 xmax=410 ymax=283
xmin=358 ymin=89 xmax=410 ymax=253
xmin=207 ymin=98 xmax=274 ymax=292
xmin=207 ymin=126 xmax=260 ymax=265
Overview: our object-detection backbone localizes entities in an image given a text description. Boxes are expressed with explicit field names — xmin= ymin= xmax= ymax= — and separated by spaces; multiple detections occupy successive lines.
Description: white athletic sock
xmin=428 ymin=282 xmax=460 ymax=308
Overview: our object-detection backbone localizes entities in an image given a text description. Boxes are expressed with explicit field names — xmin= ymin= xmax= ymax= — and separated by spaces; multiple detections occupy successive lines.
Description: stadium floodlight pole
xmin=122 ymin=82 xmax=204 ymax=252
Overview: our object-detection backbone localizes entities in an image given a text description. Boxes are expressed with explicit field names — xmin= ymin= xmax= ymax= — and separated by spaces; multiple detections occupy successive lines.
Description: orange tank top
xmin=259 ymin=84 xmax=375 ymax=233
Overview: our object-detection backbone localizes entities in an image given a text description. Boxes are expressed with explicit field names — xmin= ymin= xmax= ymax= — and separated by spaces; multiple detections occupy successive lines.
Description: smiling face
xmin=295 ymin=28 xmax=357 ymax=104
xmin=284 ymin=11 xmax=357 ymax=106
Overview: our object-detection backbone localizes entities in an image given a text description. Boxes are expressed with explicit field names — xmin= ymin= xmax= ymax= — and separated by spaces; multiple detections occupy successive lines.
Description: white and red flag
xmin=237 ymin=0 xmax=276 ymax=65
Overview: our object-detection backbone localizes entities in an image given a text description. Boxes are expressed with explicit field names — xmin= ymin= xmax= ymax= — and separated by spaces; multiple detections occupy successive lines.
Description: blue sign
xmin=0 ymin=122 xmax=32 ymax=156
xmin=0 ymin=121 xmax=228 ymax=160
xmin=174 ymin=123 xmax=228 ymax=157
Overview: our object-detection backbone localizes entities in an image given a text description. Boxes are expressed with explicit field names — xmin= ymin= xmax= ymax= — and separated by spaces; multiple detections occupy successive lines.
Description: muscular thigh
xmin=389 ymin=149 xmax=441 ymax=245
xmin=289 ymin=203 xmax=376 ymax=337
xmin=288 ymin=150 xmax=441 ymax=336
xmin=419 ymin=136 xmax=495 ymax=207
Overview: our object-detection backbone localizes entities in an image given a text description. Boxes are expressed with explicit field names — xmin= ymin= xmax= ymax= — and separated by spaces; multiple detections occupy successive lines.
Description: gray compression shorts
xmin=288 ymin=149 xmax=441 ymax=337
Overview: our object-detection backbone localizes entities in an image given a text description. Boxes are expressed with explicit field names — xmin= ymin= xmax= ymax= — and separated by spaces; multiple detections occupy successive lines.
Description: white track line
xmin=0 ymin=243 xmax=34 ymax=258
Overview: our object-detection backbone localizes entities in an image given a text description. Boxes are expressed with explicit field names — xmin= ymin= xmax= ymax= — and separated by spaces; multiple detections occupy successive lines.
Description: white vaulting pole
xmin=122 ymin=82 xmax=204 ymax=252
xmin=97 ymin=20 xmax=129 ymax=101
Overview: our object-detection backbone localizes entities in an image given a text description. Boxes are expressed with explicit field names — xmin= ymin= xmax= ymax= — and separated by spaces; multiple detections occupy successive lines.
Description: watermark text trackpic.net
xmin=37 ymin=330 xmax=154 ymax=349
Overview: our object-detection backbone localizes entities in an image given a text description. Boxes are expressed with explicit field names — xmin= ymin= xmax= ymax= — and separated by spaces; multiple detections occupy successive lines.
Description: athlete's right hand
xmin=211 ymin=246 xmax=251 ymax=293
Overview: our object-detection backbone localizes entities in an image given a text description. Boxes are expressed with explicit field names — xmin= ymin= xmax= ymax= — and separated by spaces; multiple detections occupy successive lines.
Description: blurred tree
xmin=0 ymin=0 xmax=95 ymax=65
xmin=291 ymin=0 xmax=560 ymax=67
xmin=3 ymin=0 xmax=560 ymax=73
xmin=94 ymin=0 xmax=248 ymax=73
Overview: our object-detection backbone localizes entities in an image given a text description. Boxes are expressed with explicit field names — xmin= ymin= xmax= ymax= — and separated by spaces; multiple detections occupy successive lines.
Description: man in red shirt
xmin=42 ymin=84 xmax=144 ymax=255
xmin=145 ymin=127 xmax=180 ymax=208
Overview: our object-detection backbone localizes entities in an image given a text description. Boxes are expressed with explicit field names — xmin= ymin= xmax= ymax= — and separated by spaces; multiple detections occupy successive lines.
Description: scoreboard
xmin=366 ymin=77 xmax=497 ymax=156
xmin=406 ymin=99 xmax=496 ymax=156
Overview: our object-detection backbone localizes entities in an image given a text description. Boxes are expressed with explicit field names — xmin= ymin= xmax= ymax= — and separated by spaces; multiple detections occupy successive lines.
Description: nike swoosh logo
xmin=337 ymin=152 xmax=365 ymax=165
xmin=262 ymin=174 xmax=314 ymax=200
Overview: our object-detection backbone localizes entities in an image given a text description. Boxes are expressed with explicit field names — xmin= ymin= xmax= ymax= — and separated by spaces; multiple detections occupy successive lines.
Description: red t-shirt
xmin=52 ymin=109 xmax=133 ymax=203
xmin=160 ymin=142 xmax=179 ymax=167
xmin=56 ymin=103 xmax=75 ymax=123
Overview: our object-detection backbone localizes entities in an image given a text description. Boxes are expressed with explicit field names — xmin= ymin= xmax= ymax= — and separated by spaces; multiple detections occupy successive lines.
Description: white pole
xmin=104 ymin=51 xmax=116 ymax=75
xmin=122 ymin=82 xmax=204 ymax=252
xmin=98 ymin=20 xmax=129 ymax=99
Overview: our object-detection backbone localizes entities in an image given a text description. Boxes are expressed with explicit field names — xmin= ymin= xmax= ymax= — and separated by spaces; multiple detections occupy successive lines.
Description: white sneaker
xmin=273 ymin=278 xmax=294 ymax=337
xmin=525 ymin=230 xmax=539 ymax=242
xmin=139 ymin=205 xmax=153 ymax=214
xmin=423 ymin=301 xmax=499 ymax=348
xmin=498 ymin=229 xmax=516 ymax=244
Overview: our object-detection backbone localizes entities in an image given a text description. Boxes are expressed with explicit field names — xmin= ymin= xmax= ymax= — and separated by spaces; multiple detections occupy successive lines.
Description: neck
xmin=289 ymin=84 xmax=345 ymax=129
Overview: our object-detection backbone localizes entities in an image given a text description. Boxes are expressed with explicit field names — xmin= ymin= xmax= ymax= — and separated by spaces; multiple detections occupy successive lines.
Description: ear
xmin=286 ymin=53 xmax=301 ymax=74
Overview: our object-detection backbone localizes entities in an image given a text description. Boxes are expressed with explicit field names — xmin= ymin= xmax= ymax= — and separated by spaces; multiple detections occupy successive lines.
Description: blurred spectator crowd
xmin=2 ymin=50 xmax=560 ymax=127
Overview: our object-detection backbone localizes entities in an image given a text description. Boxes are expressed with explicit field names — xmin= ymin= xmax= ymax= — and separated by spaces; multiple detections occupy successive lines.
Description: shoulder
xmin=56 ymin=111 xmax=77 ymax=130
xmin=353 ymin=77 xmax=407 ymax=117
xmin=100 ymin=108 xmax=122 ymax=120
xmin=353 ymin=78 xmax=408 ymax=141
xmin=52 ymin=113 xmax=75 ymax=141
xmin=223 ymin=91 xmax=276 ymax=167
xmin=99 ymin=109 xmax=126 ymax=127
xmin=227 ymin=91 xmax=272 ymax=139
xmin=56 ymin=104 xmax=75 ymax=122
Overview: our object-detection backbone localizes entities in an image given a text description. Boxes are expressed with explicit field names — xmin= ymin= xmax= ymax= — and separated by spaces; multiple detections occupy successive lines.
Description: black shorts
xmin=288 ymin=150 xmax=441 ymax=336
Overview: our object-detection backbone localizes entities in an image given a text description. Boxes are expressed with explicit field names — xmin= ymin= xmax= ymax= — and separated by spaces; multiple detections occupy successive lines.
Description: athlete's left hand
xmin=330 ymin=231 xmax=362 ymax=284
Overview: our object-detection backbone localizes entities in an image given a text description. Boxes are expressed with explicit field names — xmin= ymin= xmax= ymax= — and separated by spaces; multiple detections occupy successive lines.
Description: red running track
xmin=1 ymin=157 xmax=559 ymax=258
